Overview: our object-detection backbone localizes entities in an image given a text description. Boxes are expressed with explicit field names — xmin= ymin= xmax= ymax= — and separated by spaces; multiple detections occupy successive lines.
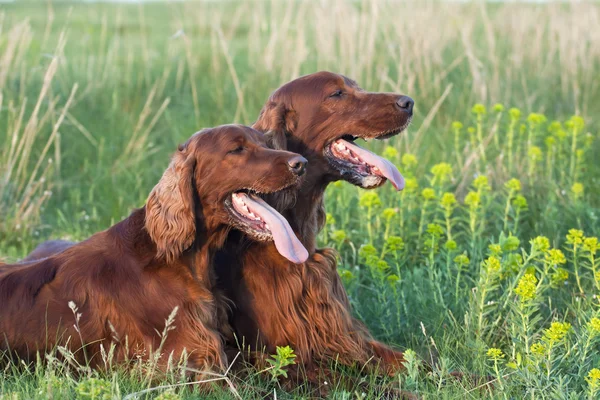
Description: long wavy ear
xmin=253 ymin=101 xmax=297 ymax=150
xmin=145 ymin=145 xmax=197 ymax=262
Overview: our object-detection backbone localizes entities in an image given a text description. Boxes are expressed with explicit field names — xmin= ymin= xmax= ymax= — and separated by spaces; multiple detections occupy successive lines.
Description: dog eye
xmin=228 ymin=146 xmax=245 ymax=155
xmin=329 ymin=90 xmax=343 ymax=98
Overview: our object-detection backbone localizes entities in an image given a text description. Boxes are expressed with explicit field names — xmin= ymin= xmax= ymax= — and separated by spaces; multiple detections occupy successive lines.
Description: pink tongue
xmin=239 ymin=193 xmax=309 ymax=264
xmin=337 ymin=139 xmax=405 ymax=190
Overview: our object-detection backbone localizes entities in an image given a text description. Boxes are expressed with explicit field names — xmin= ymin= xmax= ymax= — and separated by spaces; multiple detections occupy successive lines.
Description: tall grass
xmin=0 ymin=1 xmax=599 ymax=398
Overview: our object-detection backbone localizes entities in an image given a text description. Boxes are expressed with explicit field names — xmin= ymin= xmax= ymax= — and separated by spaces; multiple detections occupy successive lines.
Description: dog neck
xmin=109 ymin=207 xmax=224 ymax=287
xmin=279 ymin=136 xmax=332 ymax=253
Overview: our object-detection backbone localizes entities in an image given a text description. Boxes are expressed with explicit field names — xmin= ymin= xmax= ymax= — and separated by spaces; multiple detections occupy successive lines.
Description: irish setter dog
xmin=214 ymin=72 xmax=413 ymax=378
xmin=0 ymin=125 xmax=308 ymax=372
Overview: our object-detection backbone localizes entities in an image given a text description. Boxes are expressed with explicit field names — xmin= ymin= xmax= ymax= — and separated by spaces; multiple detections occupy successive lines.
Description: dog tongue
xmin=239 ymin=193 xmax=309 ymax=264
xmin=338 ymin=139 xmax=405 ymax=190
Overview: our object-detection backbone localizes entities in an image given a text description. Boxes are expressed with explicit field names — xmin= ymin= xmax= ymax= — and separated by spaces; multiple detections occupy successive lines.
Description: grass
xmin=1 ymin=0 xmax=600 ymax=398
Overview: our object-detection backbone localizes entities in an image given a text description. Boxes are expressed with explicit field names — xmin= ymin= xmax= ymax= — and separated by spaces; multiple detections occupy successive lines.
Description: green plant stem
xmin=417 ymin=199 xmax=429 ymax=242
xmin=477 ymin=274 xmax=490 ymax=336
xmin=507 ymin=119 xmax=517 ymax=173
xmin=570 ymin=128 xmax=578 ymax=184
xmin=503 ymin=188 xmax=515 ymax=232
xmin=573 ymin=246 xmax=584 ymax=294
xmin=476 ymin=114 xmax=487 ymax=164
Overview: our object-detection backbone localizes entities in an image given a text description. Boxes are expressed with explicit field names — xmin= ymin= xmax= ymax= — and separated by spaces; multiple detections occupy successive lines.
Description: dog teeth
xmin=249 ymin=212 xmax=261 ymax=221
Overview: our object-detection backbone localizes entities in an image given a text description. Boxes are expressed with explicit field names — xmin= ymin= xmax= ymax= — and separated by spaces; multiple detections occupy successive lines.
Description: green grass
xmin=1 ymin=1 xmax=600 ymax=398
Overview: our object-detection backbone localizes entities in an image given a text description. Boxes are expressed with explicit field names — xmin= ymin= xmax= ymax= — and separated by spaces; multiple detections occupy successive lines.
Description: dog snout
xmin=395 ymin=95 xmax=414 ymax=115
xmin=287 ymin=155 xmax=307 ymax=176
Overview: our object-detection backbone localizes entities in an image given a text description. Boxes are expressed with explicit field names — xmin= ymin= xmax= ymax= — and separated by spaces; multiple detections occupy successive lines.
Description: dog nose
xmin=288 ymin=155 xmax=307 ymax=176
xmin=396 ymin=96 xmax=414 ymax=114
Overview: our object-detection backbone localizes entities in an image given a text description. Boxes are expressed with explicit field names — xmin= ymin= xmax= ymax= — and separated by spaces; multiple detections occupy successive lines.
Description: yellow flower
xmin=385 ymin=236 xmax=405 ymax=252
xmin=512 ymin=195 xmax=528 ymax=210
xmin=382 ymin=208 xmax=397 ymax=220
xmin=545 ymin=249 xmax=566 ymax=266
xmin=421 ymin=188 xmax=436 ymax=201
xmin=554 ymin=126 xmax=568 ymax=141
xmin=567 ymin=115 xmax=585 ymax=134
xmin=545 ymin=136 xmax=556 ymax=148
xmin=387 ymin=274 xmax=400 ymax=285
xmin=376 ymin=260 xmax=389 ymax=272
xmin=383 ymin=146 xmax=399 ymax=160
xmin=586 ymin=368 xmax=600 ymax=389
xmin=550 ymin=268 xmax=569 ymax=286
xmin=359 ymin=192 xmax=381 ymax=208
xmin=472 ymin=103 xmax=487 ymax=115
xmin=485 ymin=256 xmax=501 ymax=275
xmin=493 ymin=103 xmax=505 ymax=113
xmin=402 ymin=154 xmax=418 ymax=169
xmin=505 ymin=178 xmax=522 ymax=192
xmin=427 ymin=224 xmax=444 ymax=238
xmin=339 ymin=269 xmax=354 ymax=281
xmin=326 ymin=213 xmax=336 ymax=225
xmin=587 ymin=318 xmax=600 ymax=337
xmin=451 ymin=121 xmax=464 ymax=130
xmin=528 ymin=146 xmax=542 ymax=162
xmin=473 ymin=175 xmax=491 ymax=192
xmin=489 ymin=244 xmax=502 ymax=257
xmin=566 ymin=229 xmax=584 ymax=246
xmin=331 ymin=230 xmax=346 ymax=244
xmin=570 ymin=183 xmax=584 ymax=199
xmin=548 ymin=121 xmax=562 ymax=133
xmin=454 ymin=253 xmax=470 ymax=268
xmin=486 ymin=348 xmax=504 ymax=361
xmin=441 ymin=192 xmax=457 ymax=209
xmin=431 ymin=163 xmax=453 ymax=186
xmin=527 ymin=112 xmax=547 ymax=126
xmin=531 ymin=236 xmax=550 ymax=254
xmin=584 ymin=237 xmax=599 ymax=255
xmin=76 ymin=378 xmax=111 ymax=400
xmin=502 ymin=235 xmax=520 ymax=252
xmin=515 ymin=273 xmax=538 ymax=303
xmin=405 ymin=177 xmax=419 ymax=193
xmin=543 ymin=322 xmax=571 ymax=344
xmin=509 ymin=108 xmax=521 ymax=121
xmin=464 ymin=191 xmax=481 ymax=209
xmin=359 ymin=244 xmax=377 ymax=259
xmin=445 ymin=240 xmax=457 ymax=251
xmin=531 ymin=342 xmax=546 ymax=356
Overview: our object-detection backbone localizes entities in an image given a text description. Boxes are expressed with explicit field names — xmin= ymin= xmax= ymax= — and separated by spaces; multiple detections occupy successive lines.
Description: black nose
xmin=396 ymin=95 xmax=414 ymax=114
xmin=288 ymin=155 xmax=307 ymax=176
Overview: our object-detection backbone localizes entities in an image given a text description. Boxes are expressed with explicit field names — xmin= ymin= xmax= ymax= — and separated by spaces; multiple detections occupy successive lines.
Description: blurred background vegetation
xmin=1 ymin=1 xmax=600 ymax=398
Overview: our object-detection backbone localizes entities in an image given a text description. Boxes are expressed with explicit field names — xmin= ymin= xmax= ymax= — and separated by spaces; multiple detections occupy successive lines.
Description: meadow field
xmin=1 ymin=0 xmax=600 ymax=398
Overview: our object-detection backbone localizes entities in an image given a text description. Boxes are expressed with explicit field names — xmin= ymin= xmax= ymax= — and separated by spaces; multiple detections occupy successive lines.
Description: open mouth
xmin=325 ymin=134 xmax=406 ymax=190
xmin=225 ymin=190 xmax=308 ymax=264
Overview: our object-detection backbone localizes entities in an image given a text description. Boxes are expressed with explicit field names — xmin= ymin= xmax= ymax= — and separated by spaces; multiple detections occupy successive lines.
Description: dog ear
xmin=254 ymin=101 xmax=297 ymax=150
xmin=145 ymin=144 xmax=197 ymax=262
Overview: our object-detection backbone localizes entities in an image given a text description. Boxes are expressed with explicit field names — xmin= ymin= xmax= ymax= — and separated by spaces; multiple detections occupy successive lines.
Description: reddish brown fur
xmin=215 ymin=72 xmax=412 ymax=376
xmin=1 ymin=125 xmax=304 ymax=373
